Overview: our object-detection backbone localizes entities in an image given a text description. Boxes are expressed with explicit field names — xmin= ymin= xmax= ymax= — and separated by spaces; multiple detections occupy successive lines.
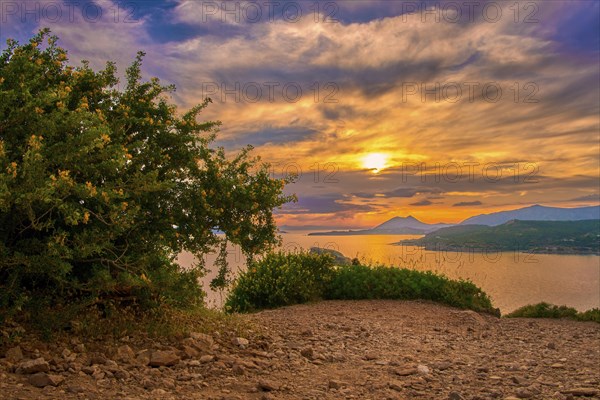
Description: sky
xmin=1 ymin=0 xmax=599 ymax=229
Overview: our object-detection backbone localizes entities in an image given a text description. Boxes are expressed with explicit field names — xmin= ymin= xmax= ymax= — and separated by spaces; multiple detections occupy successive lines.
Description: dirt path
xmin=1 ymin=300 xmax=599 ymax=399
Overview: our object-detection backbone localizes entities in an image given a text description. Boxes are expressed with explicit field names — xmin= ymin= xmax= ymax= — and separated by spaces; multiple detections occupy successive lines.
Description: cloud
xmin=409 ymin=200 xmax=433 ymax=206
xmin=568 ymin=194 xmax=600 ymax=202
xmin=453 ymin=201 xmax=483 ymax=207
xmin=2 ymin=0 xmax=598 ymax=227
xmin=279 ymin=194 xmax=376 ymax=215
xmin=353 ymin=187 xmax=441 ymax=199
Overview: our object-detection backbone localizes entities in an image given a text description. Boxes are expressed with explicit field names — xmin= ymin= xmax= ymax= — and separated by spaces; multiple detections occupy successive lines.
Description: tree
xmin=0 ymin=30 xmax=294 ymax=313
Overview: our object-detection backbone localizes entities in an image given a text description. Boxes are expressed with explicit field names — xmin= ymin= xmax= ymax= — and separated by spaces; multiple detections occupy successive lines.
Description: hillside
xmin=399 ymin=219 xmax=600 ymax=254
xmin=461 ymin=205 xmax=600 ymax=226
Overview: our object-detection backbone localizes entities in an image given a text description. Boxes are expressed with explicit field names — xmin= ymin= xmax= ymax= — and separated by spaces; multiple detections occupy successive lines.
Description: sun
xmin=362 ymin=153 xmax=388 ymax=172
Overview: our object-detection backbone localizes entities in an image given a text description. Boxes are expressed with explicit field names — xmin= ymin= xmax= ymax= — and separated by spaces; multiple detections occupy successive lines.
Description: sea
xmin=177 ymin=232 xmax=600 ymax=314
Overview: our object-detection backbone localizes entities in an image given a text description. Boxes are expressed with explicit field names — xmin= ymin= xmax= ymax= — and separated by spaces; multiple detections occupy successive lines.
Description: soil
xmin=1 ymin=300 xmax=599 ymax=400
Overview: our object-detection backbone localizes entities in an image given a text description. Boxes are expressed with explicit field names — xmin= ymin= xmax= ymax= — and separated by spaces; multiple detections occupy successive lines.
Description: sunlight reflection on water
xmin=177 ymin=233 xmax=600 ymax=313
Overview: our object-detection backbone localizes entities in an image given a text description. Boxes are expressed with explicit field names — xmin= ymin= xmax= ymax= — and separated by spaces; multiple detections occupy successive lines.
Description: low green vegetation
xmin=225 ymin=252 xmax=336 ymax=313
xmin=401 ymin=220 xmax=600 ymax=254
xmin=225 ymin=251 xmax=499 ymax=315
xmin=325 ymin=264 xmax=496 ymax=314
xmin=506 ymin=302 xmax=600 ymax=323
xmin=0 ymin=302 xmax=252 ymax=347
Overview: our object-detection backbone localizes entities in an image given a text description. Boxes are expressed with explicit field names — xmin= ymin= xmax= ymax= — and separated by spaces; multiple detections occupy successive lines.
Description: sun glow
xmin=362 ymin=153 xmax=388 ymax=172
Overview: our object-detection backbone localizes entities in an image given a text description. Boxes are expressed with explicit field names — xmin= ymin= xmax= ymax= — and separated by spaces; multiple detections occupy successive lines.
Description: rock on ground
xmin=0 ymin=300 xmax=598 ymax=399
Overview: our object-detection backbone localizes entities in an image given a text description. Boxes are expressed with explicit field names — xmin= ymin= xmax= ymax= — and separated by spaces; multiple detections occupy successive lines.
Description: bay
xmin=178 ymin=232 xmax=600 ymax=314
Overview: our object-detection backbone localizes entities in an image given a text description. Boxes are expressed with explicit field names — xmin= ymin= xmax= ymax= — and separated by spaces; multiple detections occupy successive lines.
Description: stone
xmin=394 ymin=366 xmax=417 ymax=376
xmin=432 ymin=361 xmax=452 ymax=371
xmin=449 ymin=392 xmax=464 ymax=400
xmin=232 ymin=364 xmax=245 ymax=375
xmin=515 ymin=388 xmax=533 ymax=398
xmin=66 ymin=383 xmax=87 ymax=394
xmin=116 ymin=345 xmax=135 ymax=361
xmin=257 ymin=379 xmax=279 ymax=392
xmin=190 ymin=332 xmax=214 ymax=347
xmin=182 ymin=346 xmax=199 ymax=359
xmin=233 ymin=337 xmax=249 ymax=347
xmin=199 ymin=355 xmax=214 ymax=363
xmin=388 ymin=380 xmax=403 ymax=391
xmin=92 ymin=370 xmax=105 ymax=380
xmin=300 ymin=347 xmax=313 ymax=359
xmin=562 ymin=388 xmax=600 ymax=396
xmin=18 ymin=358 xmax=50 ymax=374
xmin=149 ymin=351 xmax=180 ymax=367
xmin=328 ymin=379 xmax=344 ymax=389
xmin=5 ymin=346 xmax=24 ymax=363
xmin=113 ymin=369 xmax=130 ymax=380
xmin=364 ymin=351 xmax=378 ymax=360
xmin=28 ymin=372 xmax=64 ymax=388
xmin=417 ymin=364 xmax=430 ymax=375
xmin=136 ymin=349 xmax=151 ymax=366
xmin=90 ymin=355 xmax=107 ymax=365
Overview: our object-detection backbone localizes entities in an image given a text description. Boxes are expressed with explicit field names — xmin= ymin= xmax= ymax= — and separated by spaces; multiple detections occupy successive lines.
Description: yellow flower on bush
xmin=7 ymin=162 xmax=18 ymax=178
xmin=82 ymin=211 xmax=90 ymax=224
xmin=85 ymin=181 xmax=97 ymax=196
xmin=35 ymin=107 xmax=44 ymax=114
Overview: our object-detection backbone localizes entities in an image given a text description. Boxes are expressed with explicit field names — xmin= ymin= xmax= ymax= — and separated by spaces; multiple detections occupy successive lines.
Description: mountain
xmin=308 ymin=215 xmax=452 ymax=236
xmin=460 ymin=205 xmax=600 ymax=226
xmin=371 ymin=216 xmax=452 ymax=233
xmin=398 ymin=219 xmax=600 ymax=254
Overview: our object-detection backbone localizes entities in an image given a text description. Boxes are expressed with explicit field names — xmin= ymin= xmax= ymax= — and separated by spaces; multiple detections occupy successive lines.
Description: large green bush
xmin=326 ymin=264 xmax=497 ymax=314
xmin=225 ymin=251 xmax=336 ymax=313
xmin=225 ymin=252 xmax=498 ymax=315
xmin=0 ymin=30 xmax=293 ymax=317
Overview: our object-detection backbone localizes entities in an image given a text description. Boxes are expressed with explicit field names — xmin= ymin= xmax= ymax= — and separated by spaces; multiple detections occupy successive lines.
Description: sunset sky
xmin=2 ymin=0 xmax=599 ymax=229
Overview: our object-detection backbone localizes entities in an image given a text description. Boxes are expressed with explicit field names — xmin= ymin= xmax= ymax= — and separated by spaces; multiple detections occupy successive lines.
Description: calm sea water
xmin=177 ymin=232 xmax=600 ymax=314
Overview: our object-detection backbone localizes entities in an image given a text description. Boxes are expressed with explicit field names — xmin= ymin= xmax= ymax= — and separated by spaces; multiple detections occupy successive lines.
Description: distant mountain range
xmin=398 ymin=220 xmax=600 ymax=255
xmin=459 ymin=205 xmax=600 ymax=226
xmin=308 ymin=205 xmax=600 ymax=236
xmin=308 ymin=215 xmax=451 ymax=236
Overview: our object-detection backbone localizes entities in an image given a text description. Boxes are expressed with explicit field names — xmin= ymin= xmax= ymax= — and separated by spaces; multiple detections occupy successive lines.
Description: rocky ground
xmin=1 ymin=300 xmax=599 ymax=400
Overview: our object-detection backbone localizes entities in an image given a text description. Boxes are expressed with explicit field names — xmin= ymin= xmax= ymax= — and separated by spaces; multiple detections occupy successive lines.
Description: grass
xmin=225 ymin=251 xmax=499 ymax=315
xmin=1 ymin=301 xmax=252 ymax=349
xmin=506 ymin=302 xmax=600 ymax=323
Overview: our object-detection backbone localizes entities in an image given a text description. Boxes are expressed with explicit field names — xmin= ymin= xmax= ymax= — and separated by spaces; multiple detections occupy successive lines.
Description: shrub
xmin=325 ymin=264 xmax=497 ymax=315
xmin=506 ymin=302 xmax=599 ymax=323
xmin=225 ymin=251 xmax=336 ymax=313
xmin=0 ymin=30 xmax=293 ymax=318
xmin=225 ymin=253 xmax=498 ymax=315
